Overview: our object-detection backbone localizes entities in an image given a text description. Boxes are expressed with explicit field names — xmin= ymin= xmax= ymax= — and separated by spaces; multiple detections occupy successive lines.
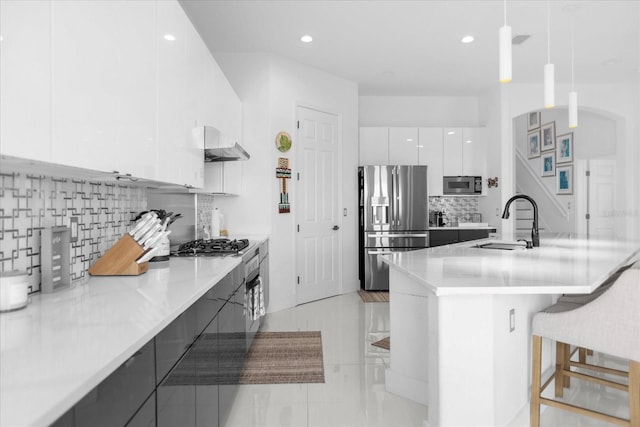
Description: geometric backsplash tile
xmin=429 ymin=196 xmax=481 ymax=225
xmin=0 ymin=171 xmax=147 ymax=293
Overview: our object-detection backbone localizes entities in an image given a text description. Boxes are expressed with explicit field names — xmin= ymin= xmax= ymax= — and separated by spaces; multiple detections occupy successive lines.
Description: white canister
xmin=0 ymin=271 xmax=29 ymax=312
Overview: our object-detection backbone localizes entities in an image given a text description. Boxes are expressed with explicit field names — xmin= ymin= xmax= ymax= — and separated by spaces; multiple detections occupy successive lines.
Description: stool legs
xmin=531 ymin=335 xmax=542 ymax=427
xmin=631 ymin=360 xmax=640 ymax=427
xmin=555 ymin=342 xmax=570 ymax=397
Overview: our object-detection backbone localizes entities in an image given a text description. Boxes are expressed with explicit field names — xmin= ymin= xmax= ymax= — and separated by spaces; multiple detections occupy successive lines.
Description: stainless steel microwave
xmin=443 ymin=176 xmax=482 ymax=195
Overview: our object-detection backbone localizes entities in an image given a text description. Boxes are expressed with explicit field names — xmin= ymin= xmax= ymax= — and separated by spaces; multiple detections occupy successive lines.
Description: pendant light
xmin=499 ymin=0 xmax=512 ymax=83
xmin=544 ymin=0 xmax=555 ymax=108
xmin=568 ymin=24 xmax=578 ymax=128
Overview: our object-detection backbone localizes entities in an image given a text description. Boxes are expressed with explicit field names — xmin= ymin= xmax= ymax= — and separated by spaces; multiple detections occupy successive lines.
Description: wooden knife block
xmin=88 ymin=234 xmax=149 ymax=276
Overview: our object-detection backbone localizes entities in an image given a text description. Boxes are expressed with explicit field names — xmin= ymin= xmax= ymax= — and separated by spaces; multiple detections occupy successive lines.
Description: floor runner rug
xmin=165 ymin=331 xmax=325 ymax=385
xmin=358 ymin=290 xmax=389 ymax=303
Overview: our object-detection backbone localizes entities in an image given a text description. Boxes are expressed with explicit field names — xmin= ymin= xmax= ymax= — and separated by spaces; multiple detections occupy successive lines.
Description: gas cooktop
xmin=172 ymin=238 xmax=250 ymax=257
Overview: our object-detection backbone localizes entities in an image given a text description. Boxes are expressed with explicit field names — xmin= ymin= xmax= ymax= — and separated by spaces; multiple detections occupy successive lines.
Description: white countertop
xmin=0 ymin=255 xmax=242 ymax=427
xmin=381 ymin=234 xmax=640 ymax=296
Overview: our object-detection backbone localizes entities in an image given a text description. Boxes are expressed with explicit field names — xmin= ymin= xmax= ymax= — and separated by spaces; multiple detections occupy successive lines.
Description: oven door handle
xmin=367 ymin=250 xmax=394 ymax=255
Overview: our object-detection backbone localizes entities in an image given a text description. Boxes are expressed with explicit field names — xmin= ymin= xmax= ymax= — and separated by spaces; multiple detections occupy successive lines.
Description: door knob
xmin=332 ymin=225 xmax=340 ymax=230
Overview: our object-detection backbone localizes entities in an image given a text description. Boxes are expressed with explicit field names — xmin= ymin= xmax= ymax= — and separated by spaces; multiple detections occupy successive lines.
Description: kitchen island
xmin=0 ymin=255 xmax=242 ymax=427
xmin=381 ymin=234 xmax=639 ymax=427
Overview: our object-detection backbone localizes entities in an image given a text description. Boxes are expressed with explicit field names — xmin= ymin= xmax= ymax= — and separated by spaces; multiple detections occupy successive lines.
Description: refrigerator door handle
xmin=392 ymin=167 xmax=398 ymax=227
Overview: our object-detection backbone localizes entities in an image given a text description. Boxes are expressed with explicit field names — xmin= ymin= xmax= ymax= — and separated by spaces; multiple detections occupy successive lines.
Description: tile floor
xmin=224 ymin=291 xmax=631 ymax=427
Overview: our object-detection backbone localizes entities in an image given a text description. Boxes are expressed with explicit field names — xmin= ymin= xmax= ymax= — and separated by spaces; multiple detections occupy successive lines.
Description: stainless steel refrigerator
xmin=358 ymin=165 xmax=429 ymax=291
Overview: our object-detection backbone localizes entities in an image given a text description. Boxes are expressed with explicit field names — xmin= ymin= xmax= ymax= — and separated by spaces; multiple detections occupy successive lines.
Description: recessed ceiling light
xmin=163 ymin=34 xmax=176 ymax=41
xmin=301 ymin=35 xmax=313 ymax=43
xmin=461 ymin=35 xmax=474 ymax=44
xmin=406 ymin=138 xmax=413 ymax=142
xmin=447 ymin=131 xmax=455 ymax=135
xmin=465 ymin=140 xmax=472 ymax=144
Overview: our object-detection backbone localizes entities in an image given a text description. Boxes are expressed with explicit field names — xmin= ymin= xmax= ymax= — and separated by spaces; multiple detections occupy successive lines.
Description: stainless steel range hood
xmin=196 ymin=126 xmax=250 ymax=162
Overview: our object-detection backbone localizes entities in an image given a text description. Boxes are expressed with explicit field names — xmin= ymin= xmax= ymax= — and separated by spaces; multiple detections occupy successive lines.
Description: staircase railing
xmin=515 ymin=147 xmax=569 ymax=233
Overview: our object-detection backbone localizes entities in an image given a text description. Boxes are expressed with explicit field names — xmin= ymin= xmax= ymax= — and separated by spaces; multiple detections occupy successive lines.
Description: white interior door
xmin=296 ymin=106 xmax=341 ymax=305
xmin=587 ymin=158 xmax=617 ymax=239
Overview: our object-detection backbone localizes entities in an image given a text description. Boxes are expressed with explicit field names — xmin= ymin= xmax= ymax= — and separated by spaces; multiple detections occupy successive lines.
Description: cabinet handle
xmin=124 ymin=350 xmax=143 ymax=368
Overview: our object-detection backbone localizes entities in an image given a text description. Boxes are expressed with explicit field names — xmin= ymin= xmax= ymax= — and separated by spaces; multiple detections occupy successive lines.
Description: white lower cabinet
xmin=0 ymin=0 xmax=52 ymax=162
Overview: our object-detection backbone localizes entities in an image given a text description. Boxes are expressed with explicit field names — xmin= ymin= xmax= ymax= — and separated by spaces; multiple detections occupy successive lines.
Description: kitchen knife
xmin=137 ymin=222 xmax=161 ymax=246
xmin=129 ymin=212 xmax=155 ymax=237
xmin=143 ymin=229 xmax=170 ymax=250
xmin=136 ymin=246 xmax=159 ymax=264
xmin=132 ymin=215 xmax=160 ymax=242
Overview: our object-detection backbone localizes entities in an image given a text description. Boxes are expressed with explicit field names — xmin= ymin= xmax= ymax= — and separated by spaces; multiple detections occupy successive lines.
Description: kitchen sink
xmin=473 ymin=242 xmax=527 ymax=250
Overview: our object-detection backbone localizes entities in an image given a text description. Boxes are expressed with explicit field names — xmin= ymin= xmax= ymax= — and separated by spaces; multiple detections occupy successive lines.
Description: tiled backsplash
xmin=0 ymin=171 xmax=147 ymax=292
xmin=429 ymin=196 xmax=480 ymax=225
xmin=196 ymin=194 xmax=215 ymax=238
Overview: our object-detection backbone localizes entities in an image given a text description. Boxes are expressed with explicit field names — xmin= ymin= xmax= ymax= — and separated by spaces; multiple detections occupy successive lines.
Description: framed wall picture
xmin=556 ymin=165 xmax=573 ymax=194
xmin=541 ymin=121 xmax=555 ymax=151
xmin=528 ymin=111 xmax=541 ymax=130
xmin=556 ymin=132 xmax=573 ymax=164
xmin=527 ymin=130 xmax=541 ymax=158
xmin=541 ymin=152 xmax=555 ymax=177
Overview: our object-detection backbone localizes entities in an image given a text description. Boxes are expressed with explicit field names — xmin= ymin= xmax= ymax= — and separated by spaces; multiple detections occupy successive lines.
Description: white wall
xmin=359 ymin=95 xmax=480 ymax=126
xmin=478 ymin=86 xmax=505 ymax=234
xmin=214 ymin=53 xmax=359 ymax=313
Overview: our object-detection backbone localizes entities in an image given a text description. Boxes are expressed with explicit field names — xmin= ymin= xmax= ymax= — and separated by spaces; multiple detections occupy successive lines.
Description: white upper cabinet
xmin=0 ymin=0 xmax=52 ymax=162
xmin=51 ymin=1 xmax=157 ymax=179
xmin=442 ymin=127 xmax=463 ymax=176
xmin=359 ymin=127 xmax=388 ymax=165
xmin=2 ymin=0 xmax=242 ymax=190
xmin=156 ymin=1 xmax=204 ymax=188
xmin=418 ymin=127 xmax=444 ymax=196
xmin=461 ymin=127 xmax=486 ymax=178
xmin=388 ymin=128 xmax=419 ymax=165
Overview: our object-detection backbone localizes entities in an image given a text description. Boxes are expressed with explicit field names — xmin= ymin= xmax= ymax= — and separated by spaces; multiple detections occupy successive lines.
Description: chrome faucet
xmin=501 ymin=194 xmax=540 ymax=247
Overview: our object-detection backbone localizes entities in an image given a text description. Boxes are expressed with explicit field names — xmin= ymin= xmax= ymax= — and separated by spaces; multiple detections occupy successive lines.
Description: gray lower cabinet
xmin=49 ymin=263 xmax=246 ymax=427
xmin=195 ymin=317 xmax=219 ymax=427
xmin=157 ymin=352 xmax=196 ymax=427
xmin=74 ymin=340 xmax=156 ymax=427
xmin=156 ymin=305 xmax=198 ymax=385
xmin=126 ymin=392 xmax=156 ymax=427
xmin=458 ymin=229 xmax=490 ymax=242
xmin=430 ymin=229 xmax=494 ymax=247
xmin=429 ymin=229 xmax=459 ymax=247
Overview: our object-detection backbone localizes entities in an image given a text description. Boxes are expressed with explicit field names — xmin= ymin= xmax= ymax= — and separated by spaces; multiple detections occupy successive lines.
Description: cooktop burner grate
xmin=173 ymin=238 xmax=249 ymax=256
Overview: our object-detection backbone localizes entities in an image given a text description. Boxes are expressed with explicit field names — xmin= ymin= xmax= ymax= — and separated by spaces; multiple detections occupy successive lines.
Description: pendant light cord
xmin=571 ymin=21 xmax=575 ymax=91
xmin=547 ymin=0 xmax=551 ymax=64
xmin=504 ymin=0 xmax=507 ymax=26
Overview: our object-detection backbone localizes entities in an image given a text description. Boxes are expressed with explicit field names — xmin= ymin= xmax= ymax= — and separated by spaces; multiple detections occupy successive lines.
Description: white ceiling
xmin=180 ymin=0 xmax=640 ymax=96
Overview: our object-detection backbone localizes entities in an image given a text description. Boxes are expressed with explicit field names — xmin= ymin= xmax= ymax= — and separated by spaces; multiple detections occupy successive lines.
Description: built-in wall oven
xmin=243 ymin=243 xmax=266 ymax=341
xmin=172 ymin=237 xmax=267 ymax=345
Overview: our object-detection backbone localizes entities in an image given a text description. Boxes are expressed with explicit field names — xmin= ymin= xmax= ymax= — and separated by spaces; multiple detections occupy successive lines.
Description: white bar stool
xmin=530 ymin=265 xmax=640 ymax=426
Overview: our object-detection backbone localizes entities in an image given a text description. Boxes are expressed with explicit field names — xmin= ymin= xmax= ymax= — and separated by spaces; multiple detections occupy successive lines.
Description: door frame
xmin=294 ymin=103 xmax=344 ymax=304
